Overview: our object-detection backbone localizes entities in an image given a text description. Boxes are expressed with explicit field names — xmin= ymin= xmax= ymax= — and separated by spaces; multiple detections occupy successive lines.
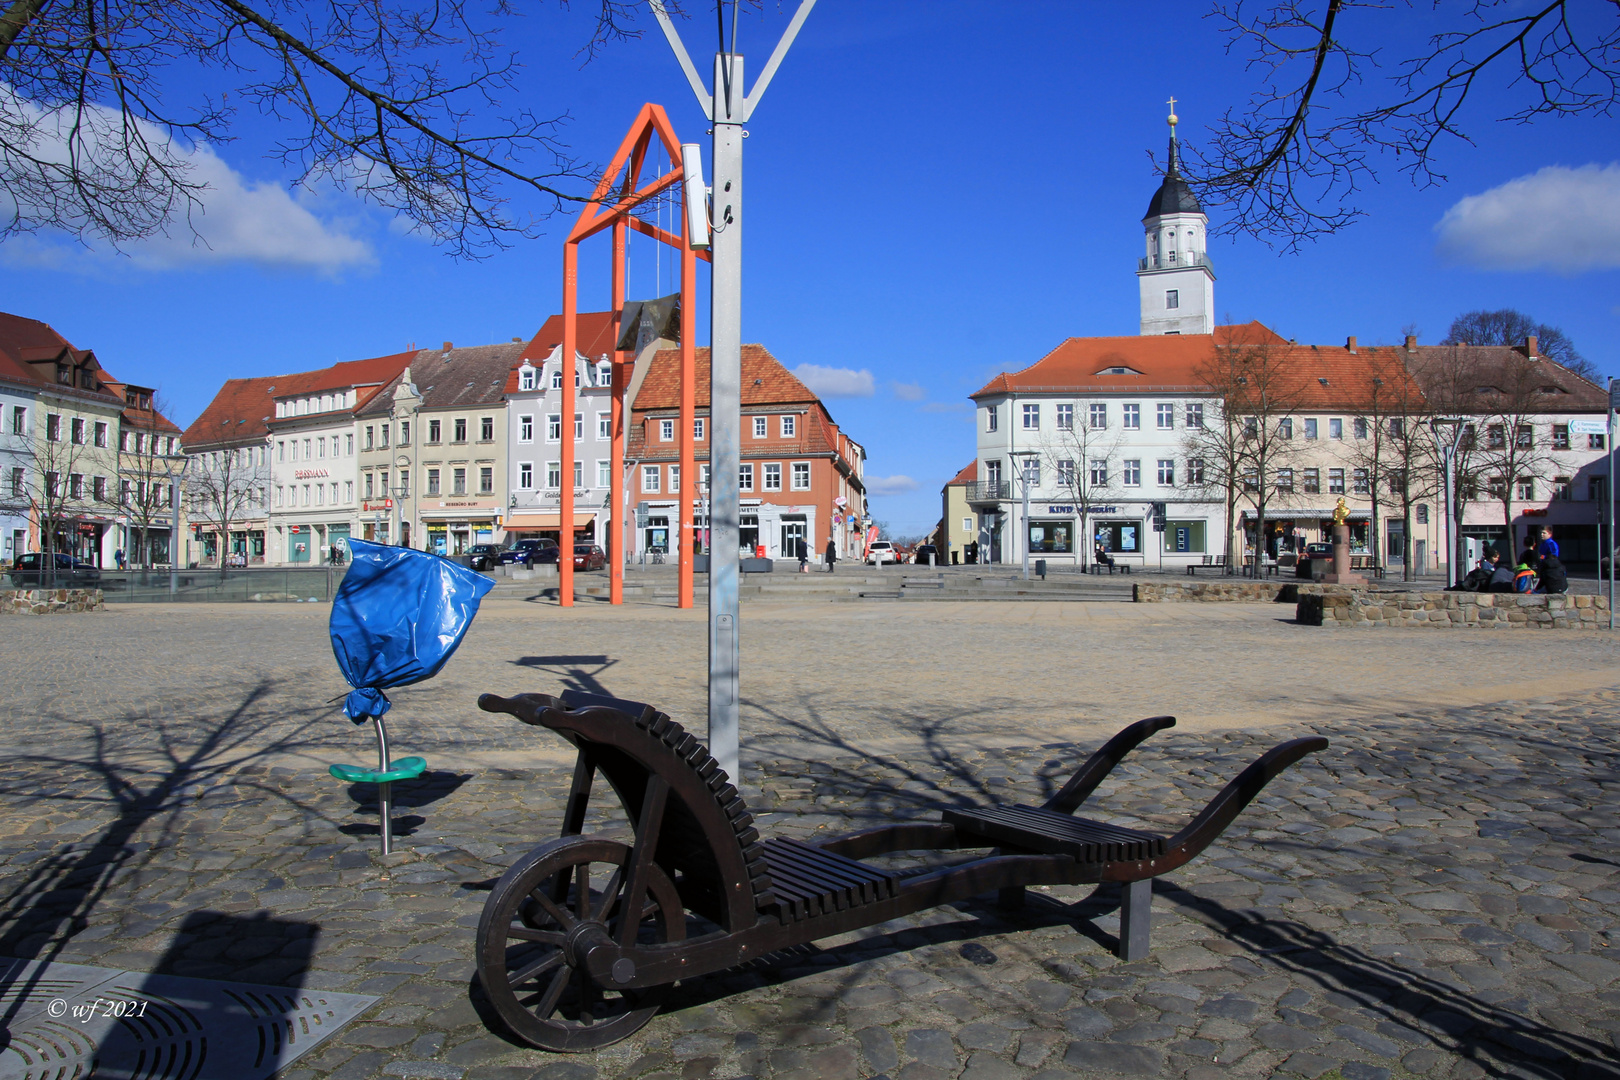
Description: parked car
xmin=911 ymin=544 xmax=941 ymax=565
xmin=500 ymin=539 xmax=559 ymax=566
xmin=866 ymin=540 xmax=898 ymax=565
xmin=467 ymin=543 xmax=502 ymax=571
xmin=573 ymin=544 xmax=607 ymax=571
xmin=9 ymin=553 xmax=101 ymax=587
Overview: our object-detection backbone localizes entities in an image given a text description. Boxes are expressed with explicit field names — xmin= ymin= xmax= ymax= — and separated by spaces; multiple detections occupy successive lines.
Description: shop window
xmin=1163 ymin=520 xmax=1206 ymax=554
xmin=1027 ymin=520 xmax=1073 ymax=554
xmin=1095 ymin=520 xmax=1141 ymax=554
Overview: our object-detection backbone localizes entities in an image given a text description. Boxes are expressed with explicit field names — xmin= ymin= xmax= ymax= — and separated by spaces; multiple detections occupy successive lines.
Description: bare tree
xmin=1349 ymin=350 xmax=1435 ymax=580
xmin=1181 ymin=392 xmax=1246 ymax=572
xmin=1410 ymin=345 xmax=1491 ymax=575
xmin=0 ymin=1 xmax=656 ymax=256
xmin=1192 ymin=333 xmax=1305 ymax=574
xmin=1443 ymin=309 xmax=1597 ymax=384
xmin=1182 ymin=2 xmax=1620 ymax=249
xmin=1470 ymin=353 xmax=1569 ymax=549
xmin=1043 ymin=403 xmax=1125 ymax=568
xmin=187 ymin=442 xmax=262 ymax=572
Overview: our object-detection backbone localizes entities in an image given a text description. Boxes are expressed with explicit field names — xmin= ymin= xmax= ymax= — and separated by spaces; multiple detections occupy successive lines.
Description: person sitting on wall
xmin=1487 ymin=552 xmax=1517 ymax=592
xmin=1514 ymin=559 xmax=1540 ymax=593
xmin=1538 ymin=553 xmax=1569 ymax=594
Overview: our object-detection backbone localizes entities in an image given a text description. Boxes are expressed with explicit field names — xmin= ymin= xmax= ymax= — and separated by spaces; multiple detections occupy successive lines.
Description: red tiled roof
xmin=102 ymin=380 xmax=184 ymax=435
xmin=505 ymin=312 xmax=620 ymax=394
xmin=184 ymin=349 xmax=415 ymax=449
xmin=0 ymin=311 xmax=123 ymax=406
xmin=1406 ymin=343 xmax=1608 ymax=412
xmin=633 ymin=344 xmax=818 ymax=411
xmin=946 ymin=461 xmax=977 ymax=486
xmin=970 ymin=322 xmax=1434 ymax=412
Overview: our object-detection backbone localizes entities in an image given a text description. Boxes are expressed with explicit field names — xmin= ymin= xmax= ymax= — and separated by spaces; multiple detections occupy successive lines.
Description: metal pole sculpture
xmin=651 ymin=0 xmax=816 ymax=785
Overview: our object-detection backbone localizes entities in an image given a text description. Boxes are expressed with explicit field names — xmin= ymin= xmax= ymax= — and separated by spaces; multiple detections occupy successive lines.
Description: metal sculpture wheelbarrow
xmin=474 ymin=689 xmax=1327 ymax=1052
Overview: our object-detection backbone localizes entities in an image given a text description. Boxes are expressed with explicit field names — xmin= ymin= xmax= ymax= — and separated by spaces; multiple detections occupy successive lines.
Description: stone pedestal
xmin=1321 ymin=523 xmax=1366 ymax=585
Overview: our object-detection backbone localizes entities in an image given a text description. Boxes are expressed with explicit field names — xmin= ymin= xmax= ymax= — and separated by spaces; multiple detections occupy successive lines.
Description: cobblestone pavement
xmin=1 ymin=604 xmax=1619 ymax=1079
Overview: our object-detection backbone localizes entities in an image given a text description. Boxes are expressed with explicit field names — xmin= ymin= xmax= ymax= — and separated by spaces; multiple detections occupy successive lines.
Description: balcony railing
xmin=1137 ymin=252 xmax=1215 ymax=272
xmin=965 ymin=481 xmax=1010 ymax=503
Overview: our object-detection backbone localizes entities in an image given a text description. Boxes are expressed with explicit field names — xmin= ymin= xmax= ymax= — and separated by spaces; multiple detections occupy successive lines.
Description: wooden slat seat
xmin=942 ymin=804 xmax=1166 ymax=863
xmin=760 ymin=837 xmax=898 ymax=923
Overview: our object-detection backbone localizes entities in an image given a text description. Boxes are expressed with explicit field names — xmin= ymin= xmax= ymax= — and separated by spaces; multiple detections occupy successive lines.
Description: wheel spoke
xmin=505 ymin=925 xmax=565 ymax=945
xmin=575 ymin=862 xmax=590 ymax=922
xmin=508 ymin=950 xmax=565 ymax=989
xmin=531 ymin=965 xmax=571 ymax=1019
xmin=593 ymin=867 xmax=624 ymax=923
xmin=529 ymin=888 xmax=576 ymax=929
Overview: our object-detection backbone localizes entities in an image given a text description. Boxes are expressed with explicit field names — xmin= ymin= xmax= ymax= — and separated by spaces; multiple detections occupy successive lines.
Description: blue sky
xmin=7 ymin=3 xmax=1619 ymax=534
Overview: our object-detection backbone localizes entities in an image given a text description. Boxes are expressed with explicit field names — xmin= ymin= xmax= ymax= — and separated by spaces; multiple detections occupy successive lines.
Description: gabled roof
xmin=359 ymin=342 xmax=526 ymax=416
xmin=505 ymin=312 xmax=619 ymax=394
xmin=102 ymin=379 xmax=183 ymax=435
xmin=946 ymin=461 xmax=977 ymax=486
xmin=0 ymin=311 xmax=124 ymax=406
xmin=633 ymin=344 xmax=818 ymax=411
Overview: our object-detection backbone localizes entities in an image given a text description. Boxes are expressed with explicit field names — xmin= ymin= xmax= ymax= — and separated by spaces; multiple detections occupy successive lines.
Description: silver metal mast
xmin=651 ymin=0 xmax=815 ymax=786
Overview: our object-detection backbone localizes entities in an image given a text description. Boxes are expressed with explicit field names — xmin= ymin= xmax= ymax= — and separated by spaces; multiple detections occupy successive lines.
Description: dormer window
xmin=519 ymin=364 xmax=536 ymax=391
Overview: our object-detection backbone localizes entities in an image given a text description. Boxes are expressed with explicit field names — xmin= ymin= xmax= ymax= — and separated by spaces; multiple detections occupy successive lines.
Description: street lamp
xmin=1014 ymin=451 xmax=1038 ymax=581
xmin=1429 ymin=417 xmax=1465 ymax=586
xmin=166 ymin=455 xmax=190 ymax=599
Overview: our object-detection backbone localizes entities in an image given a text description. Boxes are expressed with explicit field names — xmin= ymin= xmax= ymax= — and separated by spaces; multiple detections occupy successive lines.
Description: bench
xmin=471 ymin=691 xmax=1327 ymax=1052
xmin=1088 ymin=561 xmax=1131 ymax=575
xmin=1185 ymin=554 xmax=1228 ymax=575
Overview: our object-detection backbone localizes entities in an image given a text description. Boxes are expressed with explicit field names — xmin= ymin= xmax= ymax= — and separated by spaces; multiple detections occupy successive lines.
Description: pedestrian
xmin=824 ymin=537 xmax=837 ymax=574
xmin=796 ymin=536 xmax=809 ymax=573
xmin=114 ymin=548 xmax=124 ymax=570
xmin=1536 ymin=526 xmax=1559 ymax=563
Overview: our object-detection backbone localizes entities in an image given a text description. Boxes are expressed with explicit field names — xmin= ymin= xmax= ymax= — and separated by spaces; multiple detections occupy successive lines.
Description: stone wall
xmin=1297 ymin=589 xmax=1610 ymax=629
xmin=1 ymin=588 xmax=106 ymax=615
xmin=1135 ymin=580 xmax=1308 ymax=603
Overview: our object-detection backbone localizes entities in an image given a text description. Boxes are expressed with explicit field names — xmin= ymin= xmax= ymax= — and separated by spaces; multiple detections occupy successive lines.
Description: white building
xmin=0 ymin=363 xmax=36 ymax=563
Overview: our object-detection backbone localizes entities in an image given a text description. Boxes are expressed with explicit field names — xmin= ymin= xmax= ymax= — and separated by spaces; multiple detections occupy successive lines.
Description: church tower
xmin=1138 ymin=102 xmax=1215 ymax=335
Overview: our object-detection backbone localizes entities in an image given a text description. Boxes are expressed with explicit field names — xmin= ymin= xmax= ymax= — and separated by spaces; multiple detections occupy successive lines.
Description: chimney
xmin=1346 ymin=336 xmax=1358 ymax=353
xmin=1526 ymin=335 xmax=1539 ymax=358
xmin=1404 ymin=335 xmax=1417 ymax=351
xmin=442 ymin=341 xmax=453 ymax=352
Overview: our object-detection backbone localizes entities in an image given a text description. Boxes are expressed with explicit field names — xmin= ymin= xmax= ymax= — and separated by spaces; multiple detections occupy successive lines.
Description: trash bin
xmin=1035 ymin=559 xmax=1047 ymax=579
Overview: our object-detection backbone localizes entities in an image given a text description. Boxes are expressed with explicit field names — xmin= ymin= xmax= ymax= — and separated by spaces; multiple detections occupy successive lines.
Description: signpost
xmin=651 ymin=0 xmax=816 ymax=785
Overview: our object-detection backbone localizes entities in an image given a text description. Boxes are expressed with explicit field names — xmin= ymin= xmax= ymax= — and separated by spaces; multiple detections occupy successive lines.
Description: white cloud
xmin=1435 ymin=163 xmax=1620 ymax=274
xmin=792 ymin=364 xmax=874 ymax=398
xmin=891 ymin=380 xmax=925 ymax=401
xmin=0 ymin=98 xmax=373 ymax=273
xmin=865 ymin=474 xmax=919 ymax=496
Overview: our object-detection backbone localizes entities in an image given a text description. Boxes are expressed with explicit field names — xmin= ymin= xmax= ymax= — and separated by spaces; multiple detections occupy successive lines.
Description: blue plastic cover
xmin=329 ymin=539 xmax=495 ymax=722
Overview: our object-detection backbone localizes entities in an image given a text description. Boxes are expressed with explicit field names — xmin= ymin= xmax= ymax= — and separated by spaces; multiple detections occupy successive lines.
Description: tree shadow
xmin=1155 ymin=880 xmax=1620 ymax=1078
xmin=0 ymin=677 xmax=346 ymax=1035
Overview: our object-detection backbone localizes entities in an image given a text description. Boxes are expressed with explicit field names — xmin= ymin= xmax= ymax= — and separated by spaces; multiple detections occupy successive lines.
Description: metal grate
xmin=0 ymin=958 xmax=377 ymax=1080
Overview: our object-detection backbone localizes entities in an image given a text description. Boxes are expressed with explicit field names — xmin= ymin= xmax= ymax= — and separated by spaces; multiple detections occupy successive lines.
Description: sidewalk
xmin=1 ymin=691 xmax=1617 ymax=1080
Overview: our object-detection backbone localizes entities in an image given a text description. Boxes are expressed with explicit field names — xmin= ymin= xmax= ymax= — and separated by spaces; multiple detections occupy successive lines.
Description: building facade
xmin=505 ymin=314 xmax=623 ymax=547
xmin=627 ymin=345 xmax=867 ymax=562
xmin=180 ymin=375 xmax=275 ymax=568
xmin=0 ymin=354 xmax=38 ymax=563
xmin=356 ymin=341 xmax=523 ymax=557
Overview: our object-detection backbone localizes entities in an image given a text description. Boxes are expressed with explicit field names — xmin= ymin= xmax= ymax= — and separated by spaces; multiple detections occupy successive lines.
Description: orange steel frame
xmin=558 ymin=104 xmax=709 ymax=609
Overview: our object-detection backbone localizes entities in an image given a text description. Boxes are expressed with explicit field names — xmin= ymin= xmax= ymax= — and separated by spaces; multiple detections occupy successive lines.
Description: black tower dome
xmin=1143 ymin=125 xmax=1202 ymax=220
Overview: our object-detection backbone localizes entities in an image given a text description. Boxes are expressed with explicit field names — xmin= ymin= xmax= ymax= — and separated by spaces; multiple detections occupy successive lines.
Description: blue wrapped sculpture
xmin=328 ymin=539 xmax=494 ymax=852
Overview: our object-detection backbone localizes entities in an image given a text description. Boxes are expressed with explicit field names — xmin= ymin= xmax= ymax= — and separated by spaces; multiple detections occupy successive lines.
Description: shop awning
xmin=505 ymin=512 xmax=597 ymax=528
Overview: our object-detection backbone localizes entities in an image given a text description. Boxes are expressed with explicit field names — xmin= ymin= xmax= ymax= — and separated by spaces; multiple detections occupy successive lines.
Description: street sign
xmin=1611 ymin=380 xmax=1620 ymax=409
xmin=1571 ymin=419 xmax=1607 ymax=435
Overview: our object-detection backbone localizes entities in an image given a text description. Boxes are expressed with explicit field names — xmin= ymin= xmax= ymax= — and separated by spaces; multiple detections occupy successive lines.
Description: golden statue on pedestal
xmin=1331 ymin=497 xmax=1350 ymax=526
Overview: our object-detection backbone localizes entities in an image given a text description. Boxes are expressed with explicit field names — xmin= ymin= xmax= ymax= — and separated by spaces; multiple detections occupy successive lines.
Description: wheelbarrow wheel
xmin=476 ymin=836 xmax=685 ymax=1052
